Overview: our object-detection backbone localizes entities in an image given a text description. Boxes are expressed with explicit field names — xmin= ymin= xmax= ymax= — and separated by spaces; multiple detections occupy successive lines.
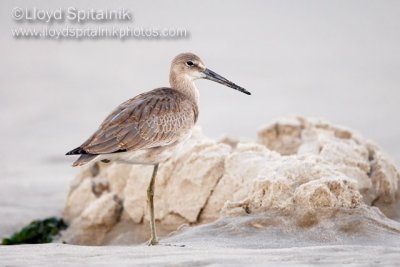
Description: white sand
xmin=1 ymin=244 xmax=400 ymax=267
xmin=3 ymin=211 xmax=400 ymax=265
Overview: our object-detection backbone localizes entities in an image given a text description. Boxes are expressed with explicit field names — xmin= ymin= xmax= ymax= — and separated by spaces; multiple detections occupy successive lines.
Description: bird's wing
xmin=80 ymin=88 xmax=198 ymax=155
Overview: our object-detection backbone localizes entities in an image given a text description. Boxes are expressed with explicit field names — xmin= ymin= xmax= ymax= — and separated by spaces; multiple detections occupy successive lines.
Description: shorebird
xmin=66 ymin=52 xmax=250 ymax=245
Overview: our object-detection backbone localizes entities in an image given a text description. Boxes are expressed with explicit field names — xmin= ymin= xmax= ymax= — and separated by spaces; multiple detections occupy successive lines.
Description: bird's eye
xmin=186 ymin=61 xmax=194 ymax=66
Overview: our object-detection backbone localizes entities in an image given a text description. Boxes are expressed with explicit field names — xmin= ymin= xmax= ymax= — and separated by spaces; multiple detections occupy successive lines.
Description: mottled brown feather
xmin=80 ymin=87 xmax=198 ymax=155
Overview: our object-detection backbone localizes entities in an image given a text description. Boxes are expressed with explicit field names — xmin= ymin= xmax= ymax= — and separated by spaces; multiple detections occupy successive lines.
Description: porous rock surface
xmin=62 ymin=117 xmax=400 ymax=245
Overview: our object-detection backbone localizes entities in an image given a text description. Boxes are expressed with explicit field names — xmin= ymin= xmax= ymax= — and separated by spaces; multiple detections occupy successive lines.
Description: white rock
xmin=62 ymin=118 xmax=400 ymax=245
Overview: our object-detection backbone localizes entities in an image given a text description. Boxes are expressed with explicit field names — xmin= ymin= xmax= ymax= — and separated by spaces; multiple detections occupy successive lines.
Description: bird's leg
xmin=147 ymin=163 xmax=159 ymax=246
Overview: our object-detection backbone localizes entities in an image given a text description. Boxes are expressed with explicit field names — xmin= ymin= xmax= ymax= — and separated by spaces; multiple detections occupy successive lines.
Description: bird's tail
xmin=72 ymin=154 xmax=98 ymax=167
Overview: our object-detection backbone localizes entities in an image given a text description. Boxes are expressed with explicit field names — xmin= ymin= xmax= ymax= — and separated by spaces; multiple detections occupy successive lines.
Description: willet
xmin=66 ymin=52 xmax=251 ymax=245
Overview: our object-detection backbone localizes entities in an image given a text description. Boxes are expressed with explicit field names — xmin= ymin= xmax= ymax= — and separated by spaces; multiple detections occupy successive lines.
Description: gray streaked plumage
xmin=66 ymin=52 xmax=250 ymax=245
xmin=67 ymin=88 xmax=198 ymax=166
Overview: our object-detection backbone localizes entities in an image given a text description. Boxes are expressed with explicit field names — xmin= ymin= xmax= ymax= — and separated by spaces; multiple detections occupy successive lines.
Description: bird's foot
xmin=147 ymin=238 xmax=159 ymax=246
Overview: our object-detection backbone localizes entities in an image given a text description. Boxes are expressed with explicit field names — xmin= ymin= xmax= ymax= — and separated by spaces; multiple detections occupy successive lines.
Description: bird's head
xmin=170 ymin=52 xmax=251 ymax=95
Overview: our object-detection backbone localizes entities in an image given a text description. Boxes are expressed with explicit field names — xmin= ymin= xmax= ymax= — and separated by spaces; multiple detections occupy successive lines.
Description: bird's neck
xmin=169 ymin=73 xmax=199 ymax=105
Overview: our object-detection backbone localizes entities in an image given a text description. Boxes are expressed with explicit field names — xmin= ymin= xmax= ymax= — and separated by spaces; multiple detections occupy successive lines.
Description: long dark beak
xmin=203 ymin=68 xmax=251 ymax=95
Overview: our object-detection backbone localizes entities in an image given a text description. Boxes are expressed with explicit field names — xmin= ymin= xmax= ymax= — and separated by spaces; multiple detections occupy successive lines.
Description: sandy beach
xmin=2 ymin=244 xmax=400 ymax=267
